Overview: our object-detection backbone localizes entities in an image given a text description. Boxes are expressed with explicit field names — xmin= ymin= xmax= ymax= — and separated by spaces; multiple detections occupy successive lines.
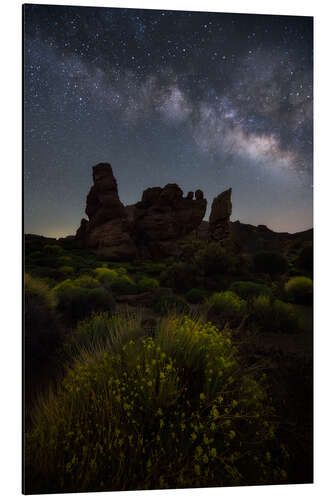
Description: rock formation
xmin=209 ymin=188 xmax=232 ymax=242
xmin=76 ymin=163 xmax=137 ymax=260
xmin=131 ymin=184 xmax=207 ymax=256
xmin=76 ymin=163 xmax=208 ymax=260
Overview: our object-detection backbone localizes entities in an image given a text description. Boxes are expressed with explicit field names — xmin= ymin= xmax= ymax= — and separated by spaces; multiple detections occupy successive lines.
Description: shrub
xmin=253 ymin=252 xmax=288 ymax=275
xmin=95 ymin=267 xmax=137 ymax=295
xmin=94 ymin=267 xmax=119 ymax=283
xmin=29 ymin=266 xmax=63 ymax=280
xmin=26 ymin=315 xmax=286 ymax=493
xmin=160 ymin=262 xmax=199 ymax=292
xmin=185 ymin=288 xmax=207 ymax=304
xmin=194 ymin=242 xmax=234 ymax=275
xmin=24 ymin=275 xmax=63 ymax=403
xmin=285 ymin=276 xmax=313 ymax=305
xmin=252 ymin=295 xmax=299 ymax=333
xmin=58 ymin=265 xmax=75 ymax=276
xmin=178 ymin=238 xmax=205 ymax=261
xmin=206 ymin=291 xmax=246 ymax=322
xmin=43 ymin=244 xmax=64 ymax=256
xmin=294 ymin=246 xmax=313 ymax=274
xmin=72 ymin=275 xmax=100 ymax=289
xmin=139 ymin=262 xmax=168 ymax=276
xmin=229 ymin=281 xmax=272 ymax=300
xmin=138 ymin=276 xmax=160 ymax=291
xmin=153 ymin=294 xmax=190 ymax=315
xmin=52 ymin=279 xmax=115 ymax=324
xmin=57 ymin=255 xmax=73 ymax=266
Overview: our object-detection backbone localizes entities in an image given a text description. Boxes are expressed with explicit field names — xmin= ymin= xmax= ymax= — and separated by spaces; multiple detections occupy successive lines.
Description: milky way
xmin=24 ymin=4 xmax=313 ymax=237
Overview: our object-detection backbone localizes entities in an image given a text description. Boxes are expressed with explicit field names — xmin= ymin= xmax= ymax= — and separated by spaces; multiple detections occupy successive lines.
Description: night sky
xmin=23 ymin=4 xmax=313 ymax=238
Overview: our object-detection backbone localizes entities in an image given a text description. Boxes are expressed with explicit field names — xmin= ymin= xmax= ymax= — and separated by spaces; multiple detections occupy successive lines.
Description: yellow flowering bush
xmin=26 ymin=314 xmax=287 ymax=494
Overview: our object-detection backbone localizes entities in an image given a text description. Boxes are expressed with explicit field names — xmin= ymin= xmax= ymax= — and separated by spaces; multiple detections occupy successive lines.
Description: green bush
xmin=138 ymin=262 xmax=167 ymax=276
xmin=72 ymin=275 xmax=100 ymax=289
xmin=194 ymin=242 xmax=235 ymax=275
xmin=95 ymin=267 xmax=137 ymax=295
xmin=58 ymin=265 xmax=75 ymax=276
xmin=185 ymin=288 xmax=207 ymax=304
xmin=43 ymin=244 xmax=64 ymax=256
xmin=285 ymin=276 xmax=313 ymax=305
xmin=160 ymin=262 xmax=199 ymax=292
xmin=26 ymin=314 xmax=286 ymax=493
xmin=253 ymin=252 xmax=288 ymax=275
xmin=24 ymin=275 xmax=63 ymax=402
xmin=229 ymin=281 xmax=272 ymax=300
xmin=52 ymin=279 xmax=115 ymax=324
xmin=138 ymin=276 xmax=160 ymax=291
xmin=252 ymin=295 xmax=299 ymax=333
xmin=206 ymin=291 xmax=246 ymax=322
xmin=57 ymin=255 xmax=73 ymax=266
xmin=153 ymin=294 xmax=190 ymax=315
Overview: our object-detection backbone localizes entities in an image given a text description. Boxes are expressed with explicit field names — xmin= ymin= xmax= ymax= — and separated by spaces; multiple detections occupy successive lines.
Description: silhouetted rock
xmin=76 ymin=163 xmax=207 ymax=259
xmin=230 ymin=220 xmax=313 ymax=256
xmin=85 ymin=163 xmax=127 ymax=227
xmin=76 ymin=163 xmax=137 ymax=260
xmin=132 ymin=182 xmax=207 ymax=256
xmin=209 ymin=188 xmax=232 ymax=241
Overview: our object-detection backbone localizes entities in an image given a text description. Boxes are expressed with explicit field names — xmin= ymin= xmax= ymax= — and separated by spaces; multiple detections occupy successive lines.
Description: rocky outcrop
xmin=76 ymin=163 xmax=137 ymax=260
xmin=76 ymin=163 xmax=207 ymax=260
xmin=209 ymin=188 xmax=232 ymax=242
xmin=131 ymin=184 xmax=207 ymax=256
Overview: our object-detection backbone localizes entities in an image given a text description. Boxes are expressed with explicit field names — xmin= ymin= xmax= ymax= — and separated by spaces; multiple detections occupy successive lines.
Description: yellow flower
xmin=200 ymin=393 xmax=205 ymax=400
xmin=212 ymin=407 xmax=219 ymax=419
xmin=194 ymin=464 xmax=201 ymax=475
xmin=195 ymin=445 xmax=203 ymax=457
xmin=210 ymin=448 xmax=217 ymax=458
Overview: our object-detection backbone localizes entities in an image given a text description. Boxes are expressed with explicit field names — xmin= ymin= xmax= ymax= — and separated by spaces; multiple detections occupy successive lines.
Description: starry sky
xmin=23 ymin=4 xmax=313 ymax=237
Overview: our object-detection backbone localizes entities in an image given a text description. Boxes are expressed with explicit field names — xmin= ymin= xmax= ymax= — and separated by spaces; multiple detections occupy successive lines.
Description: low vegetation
xmin=26 ymin=313 xmax=287 ymax=493
xmin=285 ymin=276 xmax=313 ymax=305
xmin=24 ymin=234 xmax=313 ymax=492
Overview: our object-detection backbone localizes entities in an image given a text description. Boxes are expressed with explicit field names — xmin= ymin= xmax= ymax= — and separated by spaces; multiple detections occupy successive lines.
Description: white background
xmin=0 ymin=0 xmax=331 ymax=498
